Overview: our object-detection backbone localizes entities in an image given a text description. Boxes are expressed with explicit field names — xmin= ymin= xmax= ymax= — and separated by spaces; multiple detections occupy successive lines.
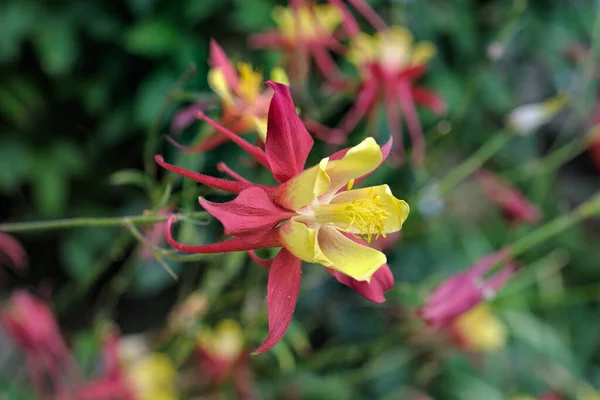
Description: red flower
xmin=2 ymin=291 xmax=76 ymax=397
xmin=475 ymin=170 xmax=542 ymax=225
xmin=419 ymin=249 xmax=515 ymax=327
xmin=333 ymin=26 xmax=445 ymax=164
xmin=155 ymin=82 xmax=410 ymax=353
xmin=249 ymin=1 xmax=346 ymax=81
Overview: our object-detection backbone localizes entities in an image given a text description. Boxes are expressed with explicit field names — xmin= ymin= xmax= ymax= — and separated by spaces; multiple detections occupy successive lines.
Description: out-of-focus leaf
xmin=502 ymin=310 xmax=576 ymax=369
xmin=134 ymin=69 xmax=176 ymax=126
xmin=110 ymin=169 xmax=157 ymax=194
xmin=0 ymin=138 xmax=30 ymax=192
xmin=231 ymin=0 xmax=275 ymax=33
xmin=0 ymin=2 xmax=37 ymax=62
xmin=72 ymin=331 xmax=100 ymax=375
xmin=124 ymin=19 xmax=182 ymax=57
xmin=186 ymin=0 xmax=221 ymax=21
xmin=60 ymin=228 xmax=115 ymax=280
xmin=479 ymin=69 xmax=513 ymax=112
xmin=33 ymin=16 xmax=78 ymax=76
xmin=131 ymin=258 xmax=182 ymax=295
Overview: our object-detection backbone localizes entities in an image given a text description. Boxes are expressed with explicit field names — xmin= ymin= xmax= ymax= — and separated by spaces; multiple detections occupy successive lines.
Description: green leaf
xmin=134 ymin=69 xmax=176 ymax=126
xmin=0 ymin=138 xmax=30 ymax=192
xmin=131 ymin=258 xmax=182 ymax=295
xmin=125 ymin=19 xmax=182 ymax=57
xmin=33 ymin=16 xmax=78 ymax=76
xmin=60 ymin=228 xmax=115 ymax=280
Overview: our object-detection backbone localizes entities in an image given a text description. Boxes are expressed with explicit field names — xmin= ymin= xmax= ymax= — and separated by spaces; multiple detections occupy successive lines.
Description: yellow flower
xmin=272 ymin=4 xmax=343 ymax=42
xmin=347 ymin=26 xmax=436 ymax=72
xmin=452 ymin=304 xmax=507 ymax=352
xmin=277 ymin=137 xmax=410 ymax=282
xmin=197 ymin=319 xmax=245 ymax=361
xmin=127 ymin=353 xmax=178 ymax=400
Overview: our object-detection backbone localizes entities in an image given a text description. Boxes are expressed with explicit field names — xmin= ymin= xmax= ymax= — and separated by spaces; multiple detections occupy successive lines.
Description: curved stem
xmin=0 ymin=211 xmax=209 ymax=233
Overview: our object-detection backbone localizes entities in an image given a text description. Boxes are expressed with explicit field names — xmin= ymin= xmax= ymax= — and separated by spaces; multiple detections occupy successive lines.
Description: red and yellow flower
xmin=172 ymin=40 xmax=288 ymax=152
xmin=337 ymin=26 xmax=445 ymax=164
xmin=155 ymin=82 xmax=409 ymax=353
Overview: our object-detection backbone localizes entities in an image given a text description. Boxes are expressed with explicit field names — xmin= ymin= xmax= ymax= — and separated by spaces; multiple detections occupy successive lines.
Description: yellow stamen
xmin=236 ymin=62 xmax=263 ymax=103
xmin=313 ymin=193 xmax=390 ymax=242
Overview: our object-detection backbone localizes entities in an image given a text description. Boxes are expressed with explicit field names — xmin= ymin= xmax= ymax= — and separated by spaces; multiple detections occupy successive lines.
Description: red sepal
xmin=253 ymin=249 xmax=302 ymax=354
xmin=209 ymin=39 xmax=239 ymax=89
xmin=199 ymin=187 xmax=294 ymax=242
xmin=265 ymin=82 xmax=314 ymax=183
xmin=330 ymin=264 xmax=394 ymax=303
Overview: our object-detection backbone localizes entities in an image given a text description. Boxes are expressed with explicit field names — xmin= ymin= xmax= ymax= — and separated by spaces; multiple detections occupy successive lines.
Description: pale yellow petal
xmin=280 ymin=218 xmax=329 ymax=265
xmin=330 ymin=184 xmax=410 ymax=234
xmin=274 ymin=158 xmax=330 ymax=210
xmin=411 ymin=41 xmax=437 ymax=65
xmin=208 ymin=68 xmax=234 ymax=105
xmin=322 ymin=137 xmax=383 ymax=198
xmin=453 ymin=304 xmax=507 ymax=352
xmin=317 ymin=226 xmax=386 ymax=282
xmin=269 ymin=67 xmax=289 ymax=86
xmin=347 ymin=32 xmax=377 ymax=66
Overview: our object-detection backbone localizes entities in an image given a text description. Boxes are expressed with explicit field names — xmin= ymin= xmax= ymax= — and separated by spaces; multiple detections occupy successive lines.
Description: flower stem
xmin=509 ymin=191 xmax=600 ymax=257
xmin=435 ymin=131 xmax=511 ymax=197
xmin=0 ymin=211 xmax=209 ymax=233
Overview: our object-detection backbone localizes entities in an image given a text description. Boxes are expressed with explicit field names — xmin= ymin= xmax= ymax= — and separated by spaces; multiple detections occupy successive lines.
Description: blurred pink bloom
xmin=539 ymin=392 xmax=564 ymax=400
xmin=2 ymin=290 xmax=76 ymax=397
xmin=170 ymin=103 xmax=210 ymax=134
xmin=137 ymin=208 xmax=172 ymax=261
xmin=475 ymin=170 xmax=542 ymax=225
xmin=419 ymin=249 xmax=515 ymax=327
xmin=0 ymin=232 xmax=27 ymax=272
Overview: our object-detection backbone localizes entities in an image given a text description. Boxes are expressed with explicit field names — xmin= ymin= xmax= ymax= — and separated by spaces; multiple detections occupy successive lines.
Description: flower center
xmin=312 ymin=191 xmax=390 ymax=242
xmin=236 ymin=63 xmax=263 ymax=103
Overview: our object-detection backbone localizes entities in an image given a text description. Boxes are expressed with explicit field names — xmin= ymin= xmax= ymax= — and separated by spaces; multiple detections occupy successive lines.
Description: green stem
xmin=434 ymin=131 xmax=511 ymax=197
xmin=0 ymin=211 xmax=209 ymax=233
xmin=509 ymin=191 xmax=600 ymax=257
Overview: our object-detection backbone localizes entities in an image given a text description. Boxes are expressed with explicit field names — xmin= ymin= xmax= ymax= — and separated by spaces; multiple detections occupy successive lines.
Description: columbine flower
xmin=450 ymin=304 xmax=507 ymax=353
xmin=338 ymin=26 xmax=446 ymax=164
xmin=249 ymin=2 xmax=344 ymax=80
xmin=155 ymin=82 xmax=409 ymax=353
xmin=2 ymin=290 xmax=76 ymax=397
xmin=172 ymin=40 xmax=288 ymax=152
xmin=506 ymin=96 xmax=566 ymax=135
xmin=196 ymin=319 xmax=254 ymax=398
xmin=420 ymin=249 xmax=515 ymax=327
xmin=475 ymin=170 xmax=541 ymax=225
xmin=72 ymin=332 xmax=178 ymax=400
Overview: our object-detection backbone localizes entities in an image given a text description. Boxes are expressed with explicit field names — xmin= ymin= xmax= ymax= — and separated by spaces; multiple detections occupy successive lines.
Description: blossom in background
xmin=420 ymin=249 xmax=515 ymax=327
xmin=249 ymin=2 xmax=344 ymax=80
xmin=156 ymin=82 xmax=409 ymax=353
xmin=167 ymin=291 xmax=208 ymax=332
xmin=450 ymin=303 xmax=507 ymax=353
xmin=506 ymin=96 xmax=566 ymax=135
xmin=171 ymin=40 xmax=288 ymax=152
xmin=475 ymin=170 xmax=542 ymax=225
xmin=72 ymin=332 xmax=178 ymax=400
xmin=0 ymin=232 xmax=27 ymax=273
xmin=197 ymin=320 xmax=254 ymax=398
xmin=338 ymin=26 xmax=446 ymax=164
xmin=2 ymin=290 xmax=75 ymax=398
xmin=137 ymin=208 xmax=172 ymax=261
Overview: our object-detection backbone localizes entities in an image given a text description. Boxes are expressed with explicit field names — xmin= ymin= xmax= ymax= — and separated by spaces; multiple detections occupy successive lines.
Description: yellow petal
xmin=128 ymin=353 xmax=178 ymax=400
xmin=317 ymin=226 xmax=386 ymax=282
xmin=347 ymin=32 xmax=377 ymax=66
xmin=208 ymin=68 xmax=234 ymax=105
xmin=280 ymin=218 xmax=329 ymax=264
xmin=280 ymin=220 xmax=386 ymax=282
xmin=322 ymin=137 xmax=383 ymax=198
xmin=329 ymin=184 xmax=410 ymax=234
xmin=411 ymin=41 xmax=437 ymax=65
xmin=252 ymin=116 xmax=268 ymax=142
xmin=270 ymin=67 xmax=290 ymax=86
xmin=274 ymin=158 xmax=330 ymax=210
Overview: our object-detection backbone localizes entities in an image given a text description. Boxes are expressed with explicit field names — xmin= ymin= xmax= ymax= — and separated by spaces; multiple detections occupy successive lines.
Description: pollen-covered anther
xmin=314 ymin=195 xmax=390 ymax=242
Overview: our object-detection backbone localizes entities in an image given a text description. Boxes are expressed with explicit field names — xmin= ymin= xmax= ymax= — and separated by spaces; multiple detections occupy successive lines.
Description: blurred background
xmin=1 ymin=0 xmax=600 ymax=399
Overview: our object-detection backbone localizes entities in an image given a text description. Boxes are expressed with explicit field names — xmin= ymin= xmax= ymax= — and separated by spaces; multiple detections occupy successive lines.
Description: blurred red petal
xmin=330 ymin=263 xmax=394 ymax=303
xmin=411 ymin=87 xmax=447 ymax=115
xmin=209 ymin=39 xmax=239 ymax=89
xmin=0 ymin=233 xmax=27 ymax=270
